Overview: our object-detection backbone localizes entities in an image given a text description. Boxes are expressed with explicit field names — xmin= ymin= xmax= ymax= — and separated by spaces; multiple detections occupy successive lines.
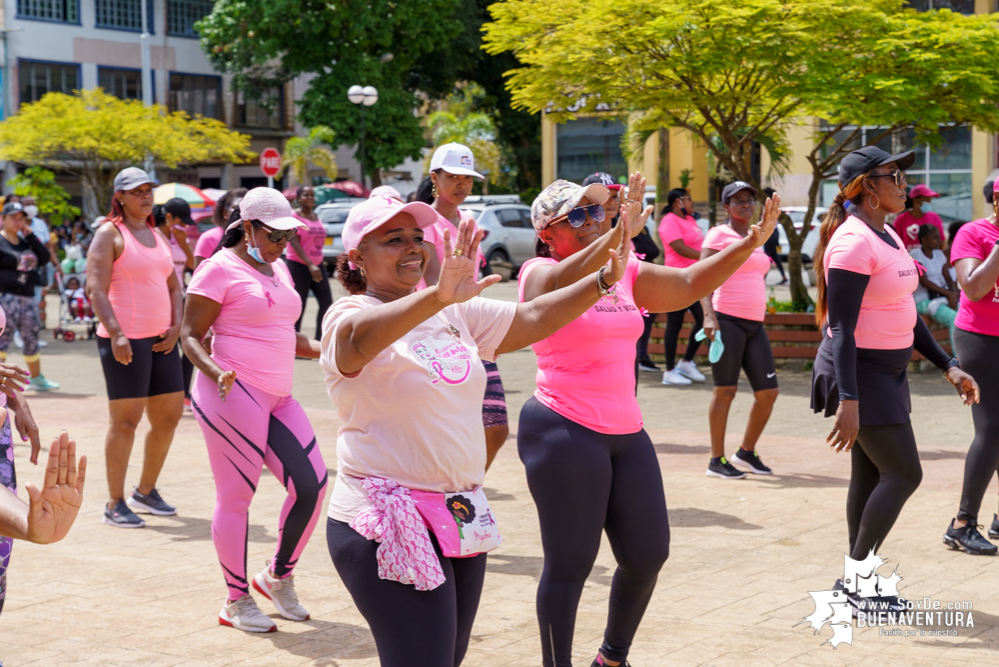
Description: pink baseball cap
xmin=369 ymin=185 xmax=404 ymax=202
xmin=908 ymin=184 xmax=940 ymax=199
xmin=237 ymin=187 xmax=306 ymax=230
xmin=343 ymin=196 xmax=439 ymax=268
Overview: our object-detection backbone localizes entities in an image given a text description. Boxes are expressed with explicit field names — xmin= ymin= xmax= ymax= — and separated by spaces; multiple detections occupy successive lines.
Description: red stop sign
xmin=259 ymin=147 xmax=282 ymax=177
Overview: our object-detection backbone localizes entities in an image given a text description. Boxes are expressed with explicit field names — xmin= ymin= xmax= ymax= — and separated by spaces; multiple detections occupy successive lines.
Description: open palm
xmin=435 ymin=220 xmax=501 ymax=304
xmin=26 ymin=432 xmax=86 ymax=545
xmin=747 ymin=193 xmax=781 ymax=248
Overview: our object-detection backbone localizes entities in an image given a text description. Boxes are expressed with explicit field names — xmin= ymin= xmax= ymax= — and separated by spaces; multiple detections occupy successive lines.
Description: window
xmin=169 ymin=73 xmax=221 ymax=119
xmin=17 ymin=0 xmax=79 ymax=23
xmin=19 ymin=60 xmax=80 ymax=105
xmin=236 ymin=89 xmax=284 ymax=130
xmin=96 ymin=0 xmax=153 ymax=31
xmin=497 ymin=208 xmax=525 ymax=228
xmin=168 ymin=0 xmax=213 ymax=37
xmin=907 ymin=0 xmax=975 ymax=14
xmin=98 ymin=67 xmax=142 ymax=101
xmin=556 ymin=118 xmax=627 ymax=184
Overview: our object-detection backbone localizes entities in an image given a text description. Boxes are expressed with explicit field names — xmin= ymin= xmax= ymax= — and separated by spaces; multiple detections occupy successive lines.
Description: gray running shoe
xmin=253 ymin=562 xmax=310 ymax=621
xmin=103 ymin=499 xmax=145 ymax=528
xmin=127 ymin=487 xmax=177 ymax=516
xmin=219 ymin=595 xmax=277 ymax=633
xmin=943 ymin=520 xmax=997 ymax=555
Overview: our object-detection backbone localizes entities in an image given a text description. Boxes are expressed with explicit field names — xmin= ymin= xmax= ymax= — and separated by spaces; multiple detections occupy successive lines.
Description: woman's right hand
xmin=111 ymin=333 xmax=132 ymax=365
xmin=434 ymin=220 xmax=501 ymax=305
xmin=0 ymin=362 xmax=29 ymax=399
xmin=216 ymin=370 xmax=236 ymax=400
xmin=746 ymin=193 xmax=782 ymax=249
xmin=620 ymin=172 xmax=654 ymax=239
xmin=309 ymin=264 xmax=323 ymax=282
xmin=702 ymin=313 xmax=719 ymax=341
xmin=828 ymin=399 xmax=860 ymax=453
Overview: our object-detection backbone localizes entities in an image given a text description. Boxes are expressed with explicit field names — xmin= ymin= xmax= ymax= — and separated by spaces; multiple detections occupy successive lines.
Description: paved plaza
xmin=1 ymin=284 xmax=998 ymax=666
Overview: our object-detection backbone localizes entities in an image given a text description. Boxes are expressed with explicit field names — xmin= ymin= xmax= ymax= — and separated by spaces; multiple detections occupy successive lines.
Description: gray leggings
xmin=0 ymin=293 xmax=39 ymax=356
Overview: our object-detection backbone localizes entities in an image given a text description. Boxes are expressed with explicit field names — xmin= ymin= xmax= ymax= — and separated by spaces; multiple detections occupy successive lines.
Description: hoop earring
xmin=359 ymin=267 xmax=366 ymax=277
xmin=432 ymin=183 xmax=439 ymax=199
xmin=548 ymin=243 xmax=554 ymax=251
xmin=869 ymin=194 xmax=880 ymax=210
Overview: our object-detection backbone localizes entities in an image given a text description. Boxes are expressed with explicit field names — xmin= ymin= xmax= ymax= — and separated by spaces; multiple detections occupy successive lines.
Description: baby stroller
xmin=53 ymin=272 xmax=97 ymax=342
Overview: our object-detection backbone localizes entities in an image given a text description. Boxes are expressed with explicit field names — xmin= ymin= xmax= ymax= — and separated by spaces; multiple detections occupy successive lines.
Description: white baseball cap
xmin=237 ymin=187 xmax=306 ymax=231
xmin=429 ymin=143 xmax=484 ymax=179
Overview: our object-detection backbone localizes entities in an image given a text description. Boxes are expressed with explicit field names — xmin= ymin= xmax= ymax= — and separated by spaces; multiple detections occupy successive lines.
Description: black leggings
xmin=763 ymin=232 xmax=785 ymax=279
xmin=847 ymin=423 xmax=922 ymax=560
xmin=954 ymin=327 xmax=999 ymax=523
xmin=284 ymin=258 xmax=334 ymax=340
xmin=326 ymin=518 xmax=486 ymax=667
xmin=518 ymin=397 xmax=670 ymax=667
xmin=663 ymin=301 xmax=703 ymax=370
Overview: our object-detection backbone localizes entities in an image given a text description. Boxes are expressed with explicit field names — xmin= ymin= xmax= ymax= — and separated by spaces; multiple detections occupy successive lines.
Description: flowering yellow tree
xmin=0 ymin=89 xmax=254 ymax=214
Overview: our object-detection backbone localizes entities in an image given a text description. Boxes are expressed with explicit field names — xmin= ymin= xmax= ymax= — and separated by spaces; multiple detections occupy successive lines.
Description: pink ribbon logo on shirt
xmin=265 ymin=291 xmax=276 ymax=308
xmin=412 ymin=338 xmax=473 ymax=386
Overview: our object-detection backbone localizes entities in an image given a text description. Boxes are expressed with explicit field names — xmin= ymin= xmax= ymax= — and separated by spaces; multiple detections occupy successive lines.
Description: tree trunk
xmin=656 ymin=128 xmax=669 ymax=218
xmin=782 ymin=213 xmax=811 ymax=308
xmin=369 ymin=168 xmax=382 ymax=188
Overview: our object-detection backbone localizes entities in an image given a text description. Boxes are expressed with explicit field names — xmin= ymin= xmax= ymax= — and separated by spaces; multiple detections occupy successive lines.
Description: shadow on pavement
xmin=670 ymin=507 xmax=762 ymax=530
xmin=919 ymin=449 xmax=968 ymax=461
xmin=654 ymin=442 xmax=710 ymax=456
xmin=262 ymin=617 xmax=378 ymax=663
xmin=486 ymin=553 xmax=617 ymax=587
xmin=754 ymin=473 xmax=850 ymax=489
xmin=143 ymin=514 xmax=275 ymax=543
xmin=914 ymin=610 xmax=999 ymax=650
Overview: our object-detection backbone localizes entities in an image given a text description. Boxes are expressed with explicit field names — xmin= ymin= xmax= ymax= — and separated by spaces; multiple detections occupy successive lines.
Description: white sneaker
xmin=253 ymin=563 xmax=310 ymax=621
xmin=662 ymin=368 xmax=693 ymax=386
xmin=13 ymin=331 xmax=22 ymax=349
xmin=37 ymin=340 xmax=47 ymax=348
xmin=219 ymin=595 xmax=277 ymax=632
xmin=676 ymin=360 xmax=706 ymax=382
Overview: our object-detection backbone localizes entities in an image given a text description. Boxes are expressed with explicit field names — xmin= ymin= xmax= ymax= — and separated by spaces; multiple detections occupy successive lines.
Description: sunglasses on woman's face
xmin=868 ymin=170 xmax=907 ymax=188
xmin=253 ymin=221 xmax=298 ymax=243
xmin=553 ymin=203 xmax=606 ymax=228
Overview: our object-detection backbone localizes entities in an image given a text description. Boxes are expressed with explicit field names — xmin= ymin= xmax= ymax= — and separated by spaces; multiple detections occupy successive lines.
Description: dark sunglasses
xmin=251 ymin=220 xmax=298 ymax=243
xmin=553 ymin=204 xmax=606 ymax=228
xmin=867 ymin=170 xmax=907 ymax=187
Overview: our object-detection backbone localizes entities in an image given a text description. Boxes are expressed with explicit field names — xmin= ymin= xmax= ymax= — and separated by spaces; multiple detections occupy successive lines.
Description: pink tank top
xmin=97 ymin=221 xmax=174 ymax=340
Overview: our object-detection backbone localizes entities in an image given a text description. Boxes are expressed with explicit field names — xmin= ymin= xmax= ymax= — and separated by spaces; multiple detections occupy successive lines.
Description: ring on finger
xmin=453 ymin=248 xmax=464 ymax=257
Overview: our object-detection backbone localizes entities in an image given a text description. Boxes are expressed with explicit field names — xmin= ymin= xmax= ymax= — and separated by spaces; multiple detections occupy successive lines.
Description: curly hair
xmin=336 ymin=251 xmax=366 ymax=294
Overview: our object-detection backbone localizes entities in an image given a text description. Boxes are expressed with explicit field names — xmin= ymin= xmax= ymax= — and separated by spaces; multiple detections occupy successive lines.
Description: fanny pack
xmin=411 ymin=486 xmax=502 ymax=558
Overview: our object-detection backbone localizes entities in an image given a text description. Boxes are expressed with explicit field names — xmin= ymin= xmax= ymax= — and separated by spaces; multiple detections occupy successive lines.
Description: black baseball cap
xmin=582 ymin=172 xmax=622 ymax=190
xmin=721 ymin=181 xmax=758 ymax=205
xmin=1 ymin=202 xmax=24 ymax=217
xmin=163 ymin=197 xmax=194 ymax=226
xmin=838 ymin=146 xmax=916 ymax=186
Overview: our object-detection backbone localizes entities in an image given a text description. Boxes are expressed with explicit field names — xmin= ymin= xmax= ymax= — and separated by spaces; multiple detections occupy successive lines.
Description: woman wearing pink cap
xmin=893 ymin=183 xmax=944 ymax=250
xmin=323 ymin=194 xmax=632 ymax=667
xmin=181 ymin=188 xmax=325 ymax=633
xmin=519 ymin=173 xmax=780 ymax=667
xmin=88 ymin=167 xmax=184 ymax=529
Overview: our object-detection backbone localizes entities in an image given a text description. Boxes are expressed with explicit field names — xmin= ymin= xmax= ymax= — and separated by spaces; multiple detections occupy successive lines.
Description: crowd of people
xmin=3 ymin=139 xmax=999 ymax=667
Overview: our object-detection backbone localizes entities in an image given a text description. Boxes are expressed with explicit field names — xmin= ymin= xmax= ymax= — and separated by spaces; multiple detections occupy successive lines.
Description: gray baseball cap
xmin=113 ymin=167 xmax=158 ymax=193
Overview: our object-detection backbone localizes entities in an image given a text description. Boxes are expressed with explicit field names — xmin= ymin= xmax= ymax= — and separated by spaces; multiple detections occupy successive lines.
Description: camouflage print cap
xmin=530 ymin=179 xmax=610 ymax=233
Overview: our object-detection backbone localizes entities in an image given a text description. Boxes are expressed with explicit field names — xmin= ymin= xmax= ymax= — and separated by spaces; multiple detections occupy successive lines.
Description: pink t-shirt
xmin=703 ymin=225 xmax=771 ymax=321
xmin=658 ymin=212 xmax=703 ymax=269
xmin=194 ymin=226 xmax=224 ymax=259
xmin=187 ymin=249 xmax=301 ymax=397
xmin=285 ymin=213 xmax=325 ymax=266
xmin=424 ymin=209 xmax=485 ymax=271
xmin=320 ymin=295 xmax=516 ymax=522
xmin=893 ymin=210 xmax=944 ymax=250
xmin=824 ymin=216 xmax=919 ymax=349
xmin=166 ymin=227 xmax=187 ymax=288
xmin=951 ymin=219 xmax=999 ymax=337
xmin=518 ymin=255 xmax=645 ymax=435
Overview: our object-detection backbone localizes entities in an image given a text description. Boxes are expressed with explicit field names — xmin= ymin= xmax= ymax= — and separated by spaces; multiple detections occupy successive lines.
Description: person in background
xmin=0 ymin=202 xmax=58 ymax=391
xmin=61 ymin=222 xmax=90 ymax=275
xmin=910 ymin=224 xmax=959 ymax=352
xmin=22 ymin=197 xmax=59 ymax=334
xmin=583 ymin=172 xmax=621 ymax=235
xmin=63 ymin=276 xmax=92 ymax=322
xmin=657 ymin=188 xmax=706 ymax=385
xmin=947 ymin=221 xmax=967 ymax=262
xmin=762 ymin=187 xmax=787 ymax=285
xmin=893 ymin=183 xmax=944 ymax=250
xmin=194 ymin=188 xmax=247 ymax=270
xmin=369 ymin=185 xmax=404 ymax=203
xmin=284 ymin=185 xmax=333 ymax=340
xmin=158 ymin=200 xmax=197 ymax=408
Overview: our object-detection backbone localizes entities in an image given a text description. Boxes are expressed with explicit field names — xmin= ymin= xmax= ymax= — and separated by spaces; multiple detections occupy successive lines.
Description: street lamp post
xmin=347 ymin=85 xmax=378 ymax=191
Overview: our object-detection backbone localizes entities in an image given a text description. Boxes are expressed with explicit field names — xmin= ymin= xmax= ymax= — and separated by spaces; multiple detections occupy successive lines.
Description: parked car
xmin=458 ymin=195 xmax=535 ymax=280
xmin=776 ymin=206 xmax=826 ymax=263
xmin=316 ymin=198 xmax=366 ymax=270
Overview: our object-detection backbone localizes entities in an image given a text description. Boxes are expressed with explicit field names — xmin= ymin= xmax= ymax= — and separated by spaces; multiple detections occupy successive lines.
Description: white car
xmin=316 ymin=199 xmax=367 ymax=269
xmin=776 ymin=206 xmax=826 ymax=263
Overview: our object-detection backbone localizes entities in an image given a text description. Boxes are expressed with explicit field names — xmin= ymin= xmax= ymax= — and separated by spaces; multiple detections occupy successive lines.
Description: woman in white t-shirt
xmin=321 ymin=195 xmax=630 ymax=667
xmin=910 ymin=223 xmax=959 ymax=351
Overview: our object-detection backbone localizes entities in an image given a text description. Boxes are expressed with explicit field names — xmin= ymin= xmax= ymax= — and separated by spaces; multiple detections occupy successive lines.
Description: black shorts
xmin=711 ymin=312 xmax=778 ymax=391
xmin=98 ymin=335 xmax=184 ymax=401
xmin=811 ymin=338 xmax=912 ymax=426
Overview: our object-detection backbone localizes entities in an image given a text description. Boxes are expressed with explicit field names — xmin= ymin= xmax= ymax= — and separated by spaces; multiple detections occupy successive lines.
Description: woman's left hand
xmin=0 ymin=362 xmax=30 ymax=399
xmin=746 ymin=193 xmax=782 ymax=249
xmin=946 ymin=366 xmax=980 ymax=406
xmin=152 ymin=325 xmax=181 ymax=353
xmin=620 ymin=172 xmax=654 ymax=239
xmin=434 ymin=220 xmax=501 ymax=305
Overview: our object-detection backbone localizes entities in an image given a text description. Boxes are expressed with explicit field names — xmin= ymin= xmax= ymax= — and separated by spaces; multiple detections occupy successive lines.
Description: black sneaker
xmin=990 ymin=514 xmax=999 ymax=540
xmin=589 ymin=657 xmax=630 ymax=667
xmin=127 ymin=487 xmax=177 ymax=516
xmin=733 ymin=448 xmax=773 ymax=475
xmin=706 ymin=456 xmax=746 ymax=480
xmin=103 ymin=499 xmax=146 ymax=528
xmin=943 ymin=520 xmax=997 ymax=555
xmin=638 ymin=358 xmax=661 ymax=373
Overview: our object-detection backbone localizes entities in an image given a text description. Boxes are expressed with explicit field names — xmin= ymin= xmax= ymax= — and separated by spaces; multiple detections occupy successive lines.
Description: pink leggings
xmin=192 ymin=374 xmax=327 ymax=601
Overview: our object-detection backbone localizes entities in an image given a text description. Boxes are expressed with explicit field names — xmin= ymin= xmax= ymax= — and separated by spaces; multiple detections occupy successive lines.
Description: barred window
xmin=169 ymin=73 xmax=221 ymax=119
xmin=16 ymin=0 xmax=79 ymax=23
xmin=95 ymin=0 xmax=153 ymax=31
xmin=236 ymin=89 xmax=283 ymax=130
xmin=167 ymin=0 xmax=213 ymax=37
xmin=19 ymin=61 xmax=80 ymax=105
xmin=99 ymin=68 xmax=143 ymax=101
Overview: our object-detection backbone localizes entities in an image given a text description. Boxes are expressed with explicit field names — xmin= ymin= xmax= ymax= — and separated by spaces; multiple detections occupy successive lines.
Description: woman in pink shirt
xmin=657 ymin=188 xmax=706 ymax=384
xmin=699 ymin=181 xmax=778 ymax=480
xmin=323 ymin=195 xmax=629 ymax=667
xmin=283 ymin=185 xmax=333 ymax=340
xmin=810 ymin=147 xmax=978 ymax=612
xmin=519 ymin=173 xmax=780 ymax=667
xmin=943 ymin=178 xmax=999 ymax=555
xmin=892 ymin=183 xmax=944 ymax=250
xmin=181 ymin=188 xmax=325 ymax=633
xmin=87 ymin=168 xmax=185 ymax=529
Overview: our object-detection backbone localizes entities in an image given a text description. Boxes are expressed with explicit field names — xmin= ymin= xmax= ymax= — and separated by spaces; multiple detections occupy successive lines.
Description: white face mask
xmin=920 ymin=202 xmax=933 ymax=213
xmin=23 ymin=205 xmax=38 ymax=218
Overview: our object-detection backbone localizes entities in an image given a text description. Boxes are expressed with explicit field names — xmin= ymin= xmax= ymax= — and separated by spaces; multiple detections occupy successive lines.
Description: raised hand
xmin=747 ymin=193 xmax=782 ymax=249
xmin=621 ymin=172 xmax=654 ymax=239
xmin=434 ymin=220 xmax=502 ymax=305
xmin=25 ymin=431 xmax=86 ymax=545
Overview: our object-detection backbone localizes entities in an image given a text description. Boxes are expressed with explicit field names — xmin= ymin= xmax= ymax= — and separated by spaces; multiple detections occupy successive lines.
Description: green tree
xmin=425 ymin=85 xmax=501 ymax=187
xmin=280 ymin=126 xmax=338 ymax=187
xmin=0 ymin=89 xmax=253 ymax=215
xmin=484 ymin=0 xmax=999 ymax=308
xmin=6 ymin=167 xmax=80 ymax=226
